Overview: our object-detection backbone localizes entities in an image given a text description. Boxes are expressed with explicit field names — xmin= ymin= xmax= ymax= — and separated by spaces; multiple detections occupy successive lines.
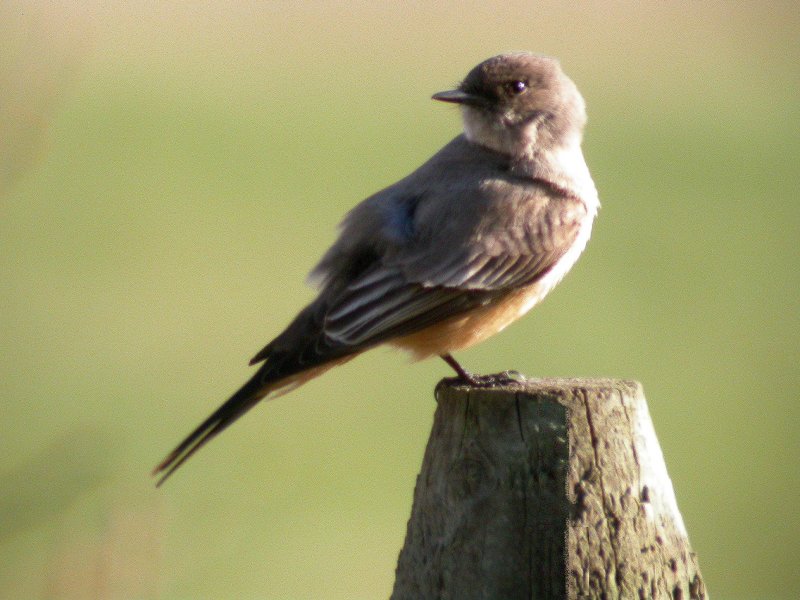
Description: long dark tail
xmin=153 ymin=301 xmax=361 ymax=486
xmin=152 ymin=371 xmax=269 ymax=487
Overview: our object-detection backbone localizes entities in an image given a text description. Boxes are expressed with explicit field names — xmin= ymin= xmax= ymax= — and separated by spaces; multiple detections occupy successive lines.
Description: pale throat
xmin=462 ymin=107 xmax=598 ymax=206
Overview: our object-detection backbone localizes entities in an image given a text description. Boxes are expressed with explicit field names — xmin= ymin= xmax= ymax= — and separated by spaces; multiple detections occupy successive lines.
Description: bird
xmin=153 ymin=52 xmax=599 ymax=486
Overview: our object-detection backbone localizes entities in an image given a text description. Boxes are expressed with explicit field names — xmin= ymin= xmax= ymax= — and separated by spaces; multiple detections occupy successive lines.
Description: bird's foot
xmin=440 ymin=354 xmax=527 ymax=387
xmin=452 ymin=369 xmax=527 ymax=387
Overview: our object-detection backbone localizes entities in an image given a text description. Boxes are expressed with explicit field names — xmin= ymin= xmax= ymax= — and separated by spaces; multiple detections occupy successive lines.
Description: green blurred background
xmin=1 ymin=2 xmax=798 ymax=598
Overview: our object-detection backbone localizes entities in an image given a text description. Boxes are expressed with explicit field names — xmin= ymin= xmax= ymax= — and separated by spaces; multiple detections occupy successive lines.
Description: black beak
xmin=431 ymin=89 xmax=486 ymax=107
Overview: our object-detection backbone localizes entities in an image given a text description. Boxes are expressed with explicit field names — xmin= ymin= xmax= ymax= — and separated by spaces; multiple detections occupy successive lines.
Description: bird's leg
xmin=440 ymin=353 xmax=482 ymax=385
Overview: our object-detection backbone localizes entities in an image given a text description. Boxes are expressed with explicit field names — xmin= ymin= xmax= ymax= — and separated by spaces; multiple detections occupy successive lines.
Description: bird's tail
xmin=152 ymin=371 xmax=269 ymax=487
xmin=153 ymin=301 xmax=359 ymax=486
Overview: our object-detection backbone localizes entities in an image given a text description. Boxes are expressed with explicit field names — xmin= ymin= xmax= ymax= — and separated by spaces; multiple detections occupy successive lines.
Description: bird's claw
xmin=449 ymin=369 xmax=527 ymax=388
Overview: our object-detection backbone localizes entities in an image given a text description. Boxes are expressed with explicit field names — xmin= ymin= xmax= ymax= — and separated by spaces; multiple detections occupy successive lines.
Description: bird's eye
xmin=506 ymin=80 xmax=528 ymax=95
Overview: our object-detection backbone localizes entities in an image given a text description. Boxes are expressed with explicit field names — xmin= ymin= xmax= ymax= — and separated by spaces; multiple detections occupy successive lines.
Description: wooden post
xmin=391 ymin=377 xmax=706 ymax=600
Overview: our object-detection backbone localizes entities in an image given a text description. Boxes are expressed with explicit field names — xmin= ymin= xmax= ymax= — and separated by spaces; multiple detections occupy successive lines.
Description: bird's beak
xmin=432 ymin=89 xmax=485 ymax=107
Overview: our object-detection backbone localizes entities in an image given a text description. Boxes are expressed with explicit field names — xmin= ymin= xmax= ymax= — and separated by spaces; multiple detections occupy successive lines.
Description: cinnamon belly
xmin=390 ymin=285 xmax=548 ymax=360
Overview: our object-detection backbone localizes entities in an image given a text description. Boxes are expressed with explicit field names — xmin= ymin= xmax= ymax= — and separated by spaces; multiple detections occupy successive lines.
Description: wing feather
xmin=314 ymin=188 xmax=588 ymax=351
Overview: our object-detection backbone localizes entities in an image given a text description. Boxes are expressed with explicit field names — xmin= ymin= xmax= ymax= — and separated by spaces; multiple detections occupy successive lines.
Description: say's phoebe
xmin=154 ymin=52 xmax=599 ymax=485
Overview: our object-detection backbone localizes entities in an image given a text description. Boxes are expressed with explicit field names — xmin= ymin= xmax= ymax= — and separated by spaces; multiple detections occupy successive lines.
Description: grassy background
xmin=1 ymin=2 xmax=798 ymax=598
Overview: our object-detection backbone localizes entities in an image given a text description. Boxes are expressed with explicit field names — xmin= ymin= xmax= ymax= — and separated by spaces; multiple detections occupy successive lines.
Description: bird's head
xmin=433 ymin=52 xmax=587 ymax=158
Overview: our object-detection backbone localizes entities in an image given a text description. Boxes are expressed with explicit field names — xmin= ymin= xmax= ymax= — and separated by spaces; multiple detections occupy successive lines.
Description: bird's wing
xmin=321 ymin=180 xmax=588 ymax=347
xmin=397 ymin=177 xmax=589 ymax=289
xmin=322 ymin=267 xmax=491 ymax=346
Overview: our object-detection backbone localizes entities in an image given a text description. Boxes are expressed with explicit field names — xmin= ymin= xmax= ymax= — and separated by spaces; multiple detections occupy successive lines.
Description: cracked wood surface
xmin=391 ymin=378 xmax=706 ymax=600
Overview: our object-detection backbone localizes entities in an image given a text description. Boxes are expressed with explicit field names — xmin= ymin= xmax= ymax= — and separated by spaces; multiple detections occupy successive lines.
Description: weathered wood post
xmin=391 ymin=377 xmax=706 ymax=600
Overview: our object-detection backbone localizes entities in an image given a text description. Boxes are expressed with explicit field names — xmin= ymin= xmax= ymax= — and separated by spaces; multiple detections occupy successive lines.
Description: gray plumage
xmin=154 ymin=52 xmax=598 ymax=485
xmin=310 ymin=135 xmax=590 ymax=347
